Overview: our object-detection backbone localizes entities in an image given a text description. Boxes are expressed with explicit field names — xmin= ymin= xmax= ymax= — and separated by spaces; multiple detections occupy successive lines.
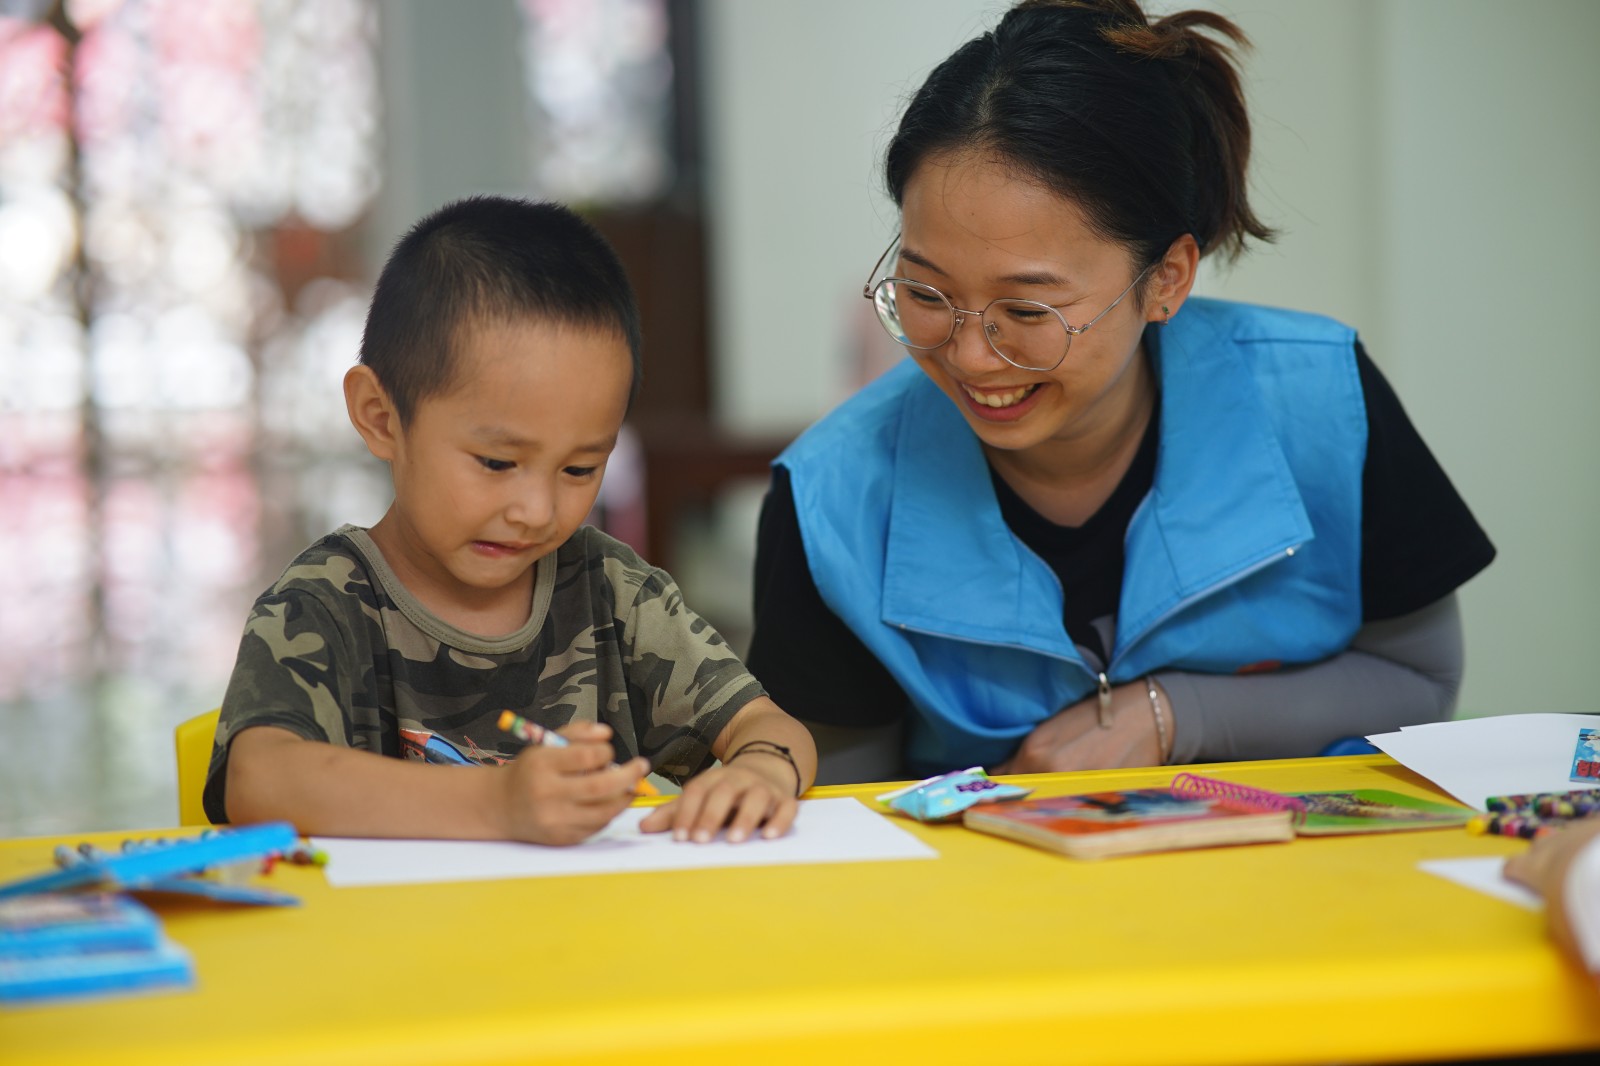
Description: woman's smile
xmin=958 ymin=381 xmax=1045 ymax=421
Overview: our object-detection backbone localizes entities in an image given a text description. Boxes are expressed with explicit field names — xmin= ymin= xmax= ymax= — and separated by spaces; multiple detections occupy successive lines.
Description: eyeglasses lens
xmin=871 ymin=281 xmax=1068 ymax=371
xmin=872 ymin=280 xmax=951 ymax=348
xmin=984 ymin=300 xmax=1070 ymax=371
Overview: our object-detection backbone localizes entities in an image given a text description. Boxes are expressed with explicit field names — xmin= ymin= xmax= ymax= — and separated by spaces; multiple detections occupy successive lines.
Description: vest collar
xmin=880 ymin=307 xmax=1312 ymax=657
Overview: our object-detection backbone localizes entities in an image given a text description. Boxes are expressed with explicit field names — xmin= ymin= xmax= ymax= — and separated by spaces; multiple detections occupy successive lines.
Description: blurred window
xmin=0 ymin=0 xmax=381 ymax=710
xmin=519 ymin=0 xmax=673 ymax=205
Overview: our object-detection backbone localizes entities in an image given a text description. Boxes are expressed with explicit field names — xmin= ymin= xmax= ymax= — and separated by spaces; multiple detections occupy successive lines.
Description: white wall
xmin=1374 ymin=1 xmax=1600 ymax=718
xmin=699 ymin=0 xmax=1001 ymax=429
xmin=700 ymin=0 xmax=1600 ymax=718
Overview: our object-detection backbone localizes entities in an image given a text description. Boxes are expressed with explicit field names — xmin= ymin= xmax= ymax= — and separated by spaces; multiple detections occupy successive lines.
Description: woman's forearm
xmin=1160 ymin=594 xmax=1464 ymax=763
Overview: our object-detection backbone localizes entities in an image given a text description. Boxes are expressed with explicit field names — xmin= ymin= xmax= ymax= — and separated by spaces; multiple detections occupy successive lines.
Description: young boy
xmin=202 ymin=196 xmax=816 ymax=846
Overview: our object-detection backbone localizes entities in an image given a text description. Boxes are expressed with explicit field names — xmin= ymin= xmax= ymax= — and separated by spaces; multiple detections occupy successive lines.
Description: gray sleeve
xmin=1161 ymin=593 xmax=1464 ymax=764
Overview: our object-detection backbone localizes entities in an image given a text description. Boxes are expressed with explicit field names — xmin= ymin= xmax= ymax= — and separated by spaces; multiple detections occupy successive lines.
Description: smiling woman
xmin=745 ymin=0 xmax=1497 ymax=784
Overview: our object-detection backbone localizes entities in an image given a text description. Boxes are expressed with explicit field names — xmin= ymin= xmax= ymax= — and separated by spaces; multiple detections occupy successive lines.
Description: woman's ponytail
xmin=1102 ymin=5 xmax=1276 ymax=260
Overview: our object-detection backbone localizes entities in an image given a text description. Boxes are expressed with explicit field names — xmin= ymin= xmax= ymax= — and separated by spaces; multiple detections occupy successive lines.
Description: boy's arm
xmin=709 ymin=696 xmax=819 ymax=798
xmin=225 ymin=722 xmax=647 ymax=845
xmin=638 ymin=696 xmax=818 ymax=843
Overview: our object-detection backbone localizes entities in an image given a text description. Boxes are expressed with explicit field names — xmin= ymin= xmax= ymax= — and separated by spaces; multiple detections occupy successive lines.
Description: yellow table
xmin=3 ymin=755 xmax=1598 ymax=1065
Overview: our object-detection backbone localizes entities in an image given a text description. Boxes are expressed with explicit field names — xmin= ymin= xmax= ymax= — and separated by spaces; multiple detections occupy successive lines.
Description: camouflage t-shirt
xmin=202 ymin=524 xmax=764 ymax=823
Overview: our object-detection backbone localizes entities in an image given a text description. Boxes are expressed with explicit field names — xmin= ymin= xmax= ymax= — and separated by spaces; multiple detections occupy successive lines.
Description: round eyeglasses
xmin=861 ymin=236 xmax=1153 ymax=373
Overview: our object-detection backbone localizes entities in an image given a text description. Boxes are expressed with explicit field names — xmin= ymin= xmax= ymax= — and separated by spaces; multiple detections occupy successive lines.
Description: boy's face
xmin=372 ymin=318 xmax=632 ymax=626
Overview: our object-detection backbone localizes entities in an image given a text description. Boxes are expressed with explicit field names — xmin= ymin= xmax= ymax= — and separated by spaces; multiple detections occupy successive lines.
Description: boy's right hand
xmin=495 ymin=722 xmax=649 ymax=846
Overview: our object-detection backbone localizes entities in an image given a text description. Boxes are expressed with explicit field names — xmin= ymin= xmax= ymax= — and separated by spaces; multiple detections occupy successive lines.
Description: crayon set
xmin=57 ymin=835 xmax=327 ymax=881
xmin=1467 ymin=788 xmax=1600 ymax=841
xmin=1466 ymin=812 xmax=1551 ymax=840
xmin=1485 ymin=791 xmax=1600 ymax=820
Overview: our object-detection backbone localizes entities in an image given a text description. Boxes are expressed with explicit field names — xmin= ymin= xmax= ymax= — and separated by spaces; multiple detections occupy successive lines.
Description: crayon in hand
xmin=498 ymin=709 xmax=567 ymax=748
xmin=497 ymin=710 xmax=659 ymax=797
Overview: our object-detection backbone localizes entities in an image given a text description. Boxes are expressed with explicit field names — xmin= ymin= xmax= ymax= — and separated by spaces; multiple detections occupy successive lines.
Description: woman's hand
xmin=993 ymin=680 xmax=1168 ymax=774
xmin=639 ymin=758 xmax=798 ymax=843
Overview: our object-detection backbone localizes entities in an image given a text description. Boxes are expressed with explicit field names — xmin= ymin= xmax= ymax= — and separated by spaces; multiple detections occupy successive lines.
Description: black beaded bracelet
xmin=726 ymin=740 xmax=803 ymax=798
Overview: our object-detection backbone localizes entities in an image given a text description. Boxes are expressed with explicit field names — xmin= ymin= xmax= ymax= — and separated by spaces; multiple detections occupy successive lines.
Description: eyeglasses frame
xmin=861 ymin=235 xmax=1156 ymax=373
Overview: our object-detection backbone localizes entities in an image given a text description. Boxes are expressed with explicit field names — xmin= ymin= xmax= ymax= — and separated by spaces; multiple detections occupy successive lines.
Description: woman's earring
xmin=1162 ymin=305 xmax=1172 ymax=325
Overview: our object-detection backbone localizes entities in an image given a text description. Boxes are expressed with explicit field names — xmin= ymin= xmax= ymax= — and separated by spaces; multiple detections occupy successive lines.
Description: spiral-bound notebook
xmin=962 ymin=774 xmax=1299 ymax=860
xmin=963 ymin=774 xmax=1472 ymax=858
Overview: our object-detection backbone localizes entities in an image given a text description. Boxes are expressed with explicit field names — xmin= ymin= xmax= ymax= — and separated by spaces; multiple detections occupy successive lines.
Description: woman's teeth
xmin=964 ymin=384 xmax=1039 ymax=409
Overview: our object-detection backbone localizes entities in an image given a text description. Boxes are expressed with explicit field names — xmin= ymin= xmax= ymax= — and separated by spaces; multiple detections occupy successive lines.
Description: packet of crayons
xmin=1468 ymin=789 xmax=1600 ymax=840
xmin=876 ymin=767 xmax=1034 ymax=823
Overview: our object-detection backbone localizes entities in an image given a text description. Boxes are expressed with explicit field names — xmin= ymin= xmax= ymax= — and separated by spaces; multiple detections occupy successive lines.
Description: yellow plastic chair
xmin=174 ymin=709 xmax=221 ymax=826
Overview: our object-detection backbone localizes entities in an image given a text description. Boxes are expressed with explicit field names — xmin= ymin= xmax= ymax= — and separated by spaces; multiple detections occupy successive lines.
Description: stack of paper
xmin=1367 ymin=713 xmax=1600 ymax=810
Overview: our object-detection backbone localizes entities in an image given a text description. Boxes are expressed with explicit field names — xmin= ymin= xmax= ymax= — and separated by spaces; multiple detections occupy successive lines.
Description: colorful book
xmin=1288 ymin=789 xmax=1473 ymax=835
xmin=962 ymin=784 xmax=1296 ymax=860
xmin=1176 ymin=775 xmax=1473 ymax=835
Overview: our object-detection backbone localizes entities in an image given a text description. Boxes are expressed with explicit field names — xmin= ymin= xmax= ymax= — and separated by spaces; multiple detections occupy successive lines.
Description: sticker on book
xmin=1571 ymin=728 xmax=1600 ymax=784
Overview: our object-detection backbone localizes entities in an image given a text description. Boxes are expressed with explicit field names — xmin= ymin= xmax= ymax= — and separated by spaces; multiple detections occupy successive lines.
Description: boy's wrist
xmin=725 ymin=740 xmax=802 ymax=798
xmin=481 ymin=762 xmax=525 ymax=840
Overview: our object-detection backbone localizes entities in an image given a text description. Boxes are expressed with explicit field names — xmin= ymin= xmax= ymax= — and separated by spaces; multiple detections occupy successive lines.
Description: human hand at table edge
xmin=1504 ymin=815 xmax=1600 ymax=972
xmin=639 ymin=696 xmax=817 ymax=843
xmin=991 ymin=679 xmax=1171 ymax=775
xmin=224 ymin=722 xmax=642 ymax=846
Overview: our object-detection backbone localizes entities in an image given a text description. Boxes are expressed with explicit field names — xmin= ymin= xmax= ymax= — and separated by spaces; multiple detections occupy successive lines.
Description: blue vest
xmin=779 ymin=298 xmax=1368 ymax=775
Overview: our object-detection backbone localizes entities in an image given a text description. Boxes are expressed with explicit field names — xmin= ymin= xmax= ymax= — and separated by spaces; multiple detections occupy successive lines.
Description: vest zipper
xmin=1108 ymin=543 xmax=1302 ymax=678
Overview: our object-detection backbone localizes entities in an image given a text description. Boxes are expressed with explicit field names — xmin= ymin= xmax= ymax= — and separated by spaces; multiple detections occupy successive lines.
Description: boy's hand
xmin=638 ymin=760 xmax=798 ymax=844
xmin=496 ymin=722 xmax=649 ymax=846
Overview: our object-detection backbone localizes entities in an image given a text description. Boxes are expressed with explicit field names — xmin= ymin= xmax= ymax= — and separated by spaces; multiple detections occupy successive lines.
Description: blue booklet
xmin=0 ymin=936 xmax=193 ymax=1006
xmin=0 ymin=894 xmax=163 ymax=958
xmin=0 ymin=893 xmax=194 ymax=1006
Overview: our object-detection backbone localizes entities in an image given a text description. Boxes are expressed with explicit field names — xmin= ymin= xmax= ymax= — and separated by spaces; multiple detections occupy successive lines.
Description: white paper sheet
xmin=313 ymin=797 xmax=938 ymax=888
xmin=1366 ymin=713 xmax=1600 ymax=810
xmin=1418 ymin=857 xmax=1542 ymax=911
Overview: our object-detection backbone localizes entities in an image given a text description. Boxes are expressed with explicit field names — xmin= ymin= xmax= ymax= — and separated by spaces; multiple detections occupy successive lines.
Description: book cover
xmin=1287 ymin=789 xmax=1473 ymax=835
xmin=0 ymin=935 xmax=193 ymax=1006
xmin=0 ymin=894 xmax=163 ymax=959
xmin=961 ymin=788 xmax=1295 ymax=860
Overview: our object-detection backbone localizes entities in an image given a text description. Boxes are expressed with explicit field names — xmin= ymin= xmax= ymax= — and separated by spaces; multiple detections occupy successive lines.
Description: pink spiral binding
xmin=1170 ymin=772 xmax=1307 ymax=822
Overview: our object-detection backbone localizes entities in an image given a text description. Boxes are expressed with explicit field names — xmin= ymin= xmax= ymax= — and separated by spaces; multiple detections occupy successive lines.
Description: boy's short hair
xmin=359 ymin=196 xmax=643 ymax=423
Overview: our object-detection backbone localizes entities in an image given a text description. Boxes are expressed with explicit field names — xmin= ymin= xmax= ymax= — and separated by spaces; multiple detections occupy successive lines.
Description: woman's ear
xmin=1144 ymin=233 xmax=1201 ymax=324
xmin=344 ymin=365 xmax=401 ymax=461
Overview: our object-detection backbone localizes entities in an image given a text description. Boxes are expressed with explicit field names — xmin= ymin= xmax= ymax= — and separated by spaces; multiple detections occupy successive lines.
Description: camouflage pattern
xmin=202 ymin=525 xmax=764 ymax=823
